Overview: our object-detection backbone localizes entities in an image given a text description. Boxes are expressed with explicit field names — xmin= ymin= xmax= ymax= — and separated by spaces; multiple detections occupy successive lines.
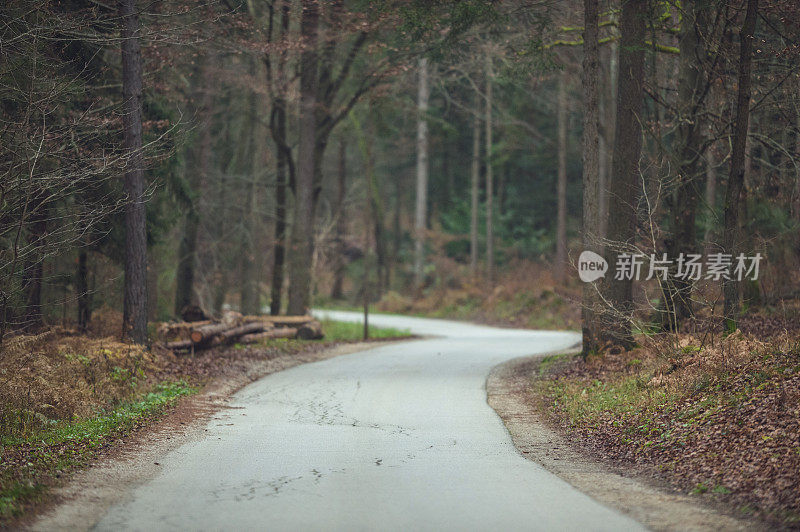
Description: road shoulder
xmin=486 ymin=355 xmax=760 ymax=532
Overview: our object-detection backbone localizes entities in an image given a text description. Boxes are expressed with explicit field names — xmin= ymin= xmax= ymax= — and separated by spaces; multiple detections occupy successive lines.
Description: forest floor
xmin=0 ymin=310 xmax=412 ymax=527
xmin=530 ymin=311 xmax=800 ymax=529
xmin=354 ymin=260 xmax=581 ymax=330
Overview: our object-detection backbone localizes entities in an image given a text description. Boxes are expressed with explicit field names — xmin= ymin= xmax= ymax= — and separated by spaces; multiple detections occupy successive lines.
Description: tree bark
xmin=470 ymin=89 xmax=481 ymax=276
xmin=703 ymin=144 xmax=717 ymax=254
xmin=485 ymin=51 xmax=495 ymax=285
xmin=414 ymin=57 xmax=430 ymax=291
xmin=269 ymin=0 xmax=292 ymax=315
xmin=331 ymin=139 xmax=347 ymax=299
xmin=581 ymin=0 xmax=601 ymax=356
xmin=174 ymin=56 xmax=212 ymax=317
xmin=600 ymin=0 xmax=646 ymax=349
xmin=663 ymin=0 xmax=708 ymax=329
xmin=120 ymin=0 xmax=148 ymax=344
xmin=556 ymin=72 xmax=568 ymax=282
xmin=286 ymin=0 xmax=319 ymax=315
xmin=723 ymin=0 xmax=758 ymax=332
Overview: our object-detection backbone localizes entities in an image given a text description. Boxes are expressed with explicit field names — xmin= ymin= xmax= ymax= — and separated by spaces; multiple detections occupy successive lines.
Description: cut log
xmin=219 ymin=321 xmax=267 ymax=341
xmin=190 ymin=322 xmax=235 ymax=344
xmin=247 ymin=315 xmax=315 ymax=327
xmin=296 ymin=320 xmax=324 ymax=340
xmin=272 ymin=327 xmax=298 ymax=339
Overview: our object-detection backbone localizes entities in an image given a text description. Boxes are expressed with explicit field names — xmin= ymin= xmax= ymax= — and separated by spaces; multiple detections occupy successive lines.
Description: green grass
xmin=0 ymin=381 xmax=195 ymax=522
xmin=318 ymin=319 xmax=412 ymax=341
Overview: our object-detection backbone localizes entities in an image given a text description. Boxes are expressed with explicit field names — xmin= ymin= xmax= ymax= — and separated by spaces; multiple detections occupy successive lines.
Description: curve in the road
xmin=95 ymin=311 xmax=644 ymax=531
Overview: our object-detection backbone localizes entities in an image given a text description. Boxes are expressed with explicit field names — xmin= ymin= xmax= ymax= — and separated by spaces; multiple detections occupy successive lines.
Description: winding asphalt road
xmin=94 ymin=311 xmax=644 ymax=531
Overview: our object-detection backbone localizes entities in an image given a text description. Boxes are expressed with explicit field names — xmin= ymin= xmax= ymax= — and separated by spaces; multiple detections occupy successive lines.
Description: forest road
xmin=89 ymin=311 xmax=645 ymax=531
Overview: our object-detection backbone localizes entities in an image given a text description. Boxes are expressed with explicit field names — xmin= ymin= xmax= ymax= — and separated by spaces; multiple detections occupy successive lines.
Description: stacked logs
xmin=157 ymin=314 xmax=324 ymax=353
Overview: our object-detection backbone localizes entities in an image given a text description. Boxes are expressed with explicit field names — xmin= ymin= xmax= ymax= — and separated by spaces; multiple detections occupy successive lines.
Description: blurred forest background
xmin=2 ymin=0 xmax=800 ymax=345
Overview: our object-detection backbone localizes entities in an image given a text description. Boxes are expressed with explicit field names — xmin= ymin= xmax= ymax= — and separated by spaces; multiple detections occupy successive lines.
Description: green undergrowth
xmin=318 ymin=319 xmax=412 ymax=341
xmin=0 ymin=381 xmax=194 ymax=522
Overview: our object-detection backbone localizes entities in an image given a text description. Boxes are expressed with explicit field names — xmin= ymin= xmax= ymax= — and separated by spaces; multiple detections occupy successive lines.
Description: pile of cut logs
xmin=157 ymin=313 xmax=323 ymax=353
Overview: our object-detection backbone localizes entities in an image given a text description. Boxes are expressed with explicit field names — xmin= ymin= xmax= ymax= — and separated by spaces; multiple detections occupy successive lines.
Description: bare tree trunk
xmin=722 ymin=0 xmax=758 ymax=332
xmin=664 ymin=0 xmax=708 ymax=329
xmin=331 ymin=139 xmax=347 ymax=299
xmin=240 ymin=60 xmax=266 ymax=315
xmin=470 ymin=91 xmax=481 ymax=276
xmin=485 ymin=51 xmax=495 ymax=285
xmin=120 ymin=0 xmax=147 ymax=344
xmin=269 ymin=0 xmax=291 ymax=315
xmin=23 ymin=202 xmax=47 ymax=329
xmin=599 ymin=39 xmax=617 ymax=241
xmin=77 ymin=247 xmax=90 ymax=330
xmin=600 ymin=0 xmax=645 ymax=349
xmin=703 ymin=144 xmax=717 ymax=253
xmin=414 ymin=57 xmax=430 ymax=291
xmin=174 ymin=57 xmax=212 ymax=317
xmin=556 ymin=72 xmax=568 ymax=283
xmin=581 ymin=0 xmax=601 ymax=356
xmin=287 ymin=0 xmax=319 ymax=315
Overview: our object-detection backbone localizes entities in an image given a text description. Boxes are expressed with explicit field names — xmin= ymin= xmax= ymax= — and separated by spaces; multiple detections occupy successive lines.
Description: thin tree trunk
xmin=556 ymin=72 xmax=568 ymax=282
xmin=240 ymin=62 xmax=264 ymax=315
xmin=470 ymin=89 xmax=481 ymax=276
xmin=722 ymin=0 xmax=758 ymax=332
xmin=77 ymin=247 xmax=90 ymax=330
xmin=703 ymin=144 xmax=717 ymax=253
xmin=331 ymin=139 xmax=347 ymax=299
xmin=23 ymin=201 xmax=47 ymax=329
xmin=581 ymin=0 xmax=601 ymax=356
xmin=120 ymin=0 xmax=147 ymax=344
xmin=175 ymin=210 xmax=199 ymax=315
xmin=286 ymin=0 xmax=319 ymax=315
xmin=485 ymin=51 xmax=495 ymax=285
xmin=414 ymin=57 xmax=430 ymax=291
xmin=600 ymin=0 xmax=645 ymax=349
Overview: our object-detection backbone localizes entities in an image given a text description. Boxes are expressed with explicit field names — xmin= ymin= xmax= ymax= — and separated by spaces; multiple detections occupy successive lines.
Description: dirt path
xmin=486 ymin=355 xmax=763 ymax=532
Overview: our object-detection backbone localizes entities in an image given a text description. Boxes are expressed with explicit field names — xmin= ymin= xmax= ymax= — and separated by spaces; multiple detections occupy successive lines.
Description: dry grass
xmin=376 ymin=259 xmax=581 ymax=330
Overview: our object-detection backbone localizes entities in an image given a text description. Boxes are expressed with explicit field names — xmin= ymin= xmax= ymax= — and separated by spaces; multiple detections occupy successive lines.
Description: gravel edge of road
xmin=486 ymin=354 xmax=762 ymax=532
xmin=25 ymin=342 xmax=383 ymax=532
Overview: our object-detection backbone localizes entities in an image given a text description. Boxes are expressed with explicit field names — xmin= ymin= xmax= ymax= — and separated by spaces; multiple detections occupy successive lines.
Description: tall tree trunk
xmin=413 ymin=57 xmax=430 ymax=291
xmin=174 ymin=56 xmax=212 ymax=317
xmin=556 ymin=72 xmax=568 ymax=282
xmin=269 ymin=0 xmax=291 ymax=315
xmin=485 ymin=51 xmax=495 ymax=285
xmin=600 ymin=0 xmax=646 ymax=349
xmin=599 ymin=39 xmax=617 ymax=241
xmin=663 ymin=0 xmax=708 ymax=329
xmin=286 ymin=0 xmax=319 ymax=315
xmin=722 ymin=0 xmax=758 ymax=332
xmin=120 ymin=0 xmax=147 ymax=344
xmin=240 ymin=62 xmax=265 ymax=315
xmin=581 ymin=0 xmax=601 ymax=356
xmin=470 ymin=90 xmax=481 ymax=276
xmin=331 ymin=139 xmax=347 ymax=299
xmin=270 ymin=96 xmax=288 ymax=315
